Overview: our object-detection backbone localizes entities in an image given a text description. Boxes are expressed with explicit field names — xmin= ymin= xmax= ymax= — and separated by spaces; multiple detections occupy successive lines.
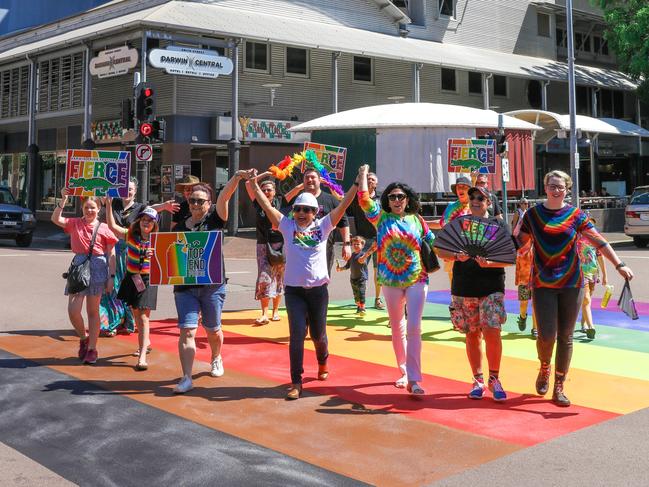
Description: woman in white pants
xmin=357 ymin=165 xmax=435 ymax=396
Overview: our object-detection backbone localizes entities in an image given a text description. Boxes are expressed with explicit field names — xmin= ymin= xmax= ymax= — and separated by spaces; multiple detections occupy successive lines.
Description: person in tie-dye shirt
xmin=358 ymin=165 xmax=435 ymax=396
xmin=518 ymin=170 xmax=633 ymax=407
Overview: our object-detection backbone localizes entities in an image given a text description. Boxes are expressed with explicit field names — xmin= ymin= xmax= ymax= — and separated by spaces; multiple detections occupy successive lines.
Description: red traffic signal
xmin=135 ymin=82 xmax=156 ymax=122
xmin=139 ymin=122 xmax=153 ymax=137
xmin=143 ymin=87 xmax=153 ymax=98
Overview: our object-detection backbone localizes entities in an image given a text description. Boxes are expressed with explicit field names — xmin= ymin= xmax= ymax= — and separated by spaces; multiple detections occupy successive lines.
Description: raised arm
xmin=152 ymin=200 xmax=180 ymax=214
xmin=51 ymin=188 xmax=69 ymax=229
xmin=104 ymin=197 xmax=127 ymax=240
xmin=284 ymin=182 xmax=304 ymax=203
xmin=329 ymin=168 xmax=363 ymax=227
xmin=216 ymin=169 xmax=256 ymax=221
xmin=250 ymin=176 xmax=283 ymax=228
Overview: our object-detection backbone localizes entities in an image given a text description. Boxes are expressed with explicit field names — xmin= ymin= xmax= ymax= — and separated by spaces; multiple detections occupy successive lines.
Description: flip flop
xmin=254 ymin=316 xmax=269 ymax=325
xmin=270 ymin=314 xmax=281 ymax=321
xmin=132 ymin=346 xmax=153 ymax=357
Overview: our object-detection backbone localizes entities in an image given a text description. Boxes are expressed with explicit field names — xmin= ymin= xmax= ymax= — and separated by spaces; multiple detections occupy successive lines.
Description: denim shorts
xmin=174 ymin=283 xmax=226 ymax=331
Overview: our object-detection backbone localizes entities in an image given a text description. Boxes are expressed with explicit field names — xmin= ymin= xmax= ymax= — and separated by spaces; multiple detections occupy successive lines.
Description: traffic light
xmin=139 ymin=121 xmax=154 ymax=138
xmin=495 ymin=133 xmax=508 ymax=155
xmin=120 ymin=98 xmax=133 ymax=130
xmin=152 ymin=119 xmax=166 ymax=142
xmin=135 ymin=82 xmax=155 ymax=122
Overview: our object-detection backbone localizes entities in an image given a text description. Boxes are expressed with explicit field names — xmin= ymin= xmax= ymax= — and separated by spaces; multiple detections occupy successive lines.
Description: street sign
xmin=149 ymin=46 xmax=233 ymax=78
xmin=501 ymin=158 xmax=510 ymax=183
xmin=89 ymin=46 xmax=138 ymax=78
xmin=135 ymin=144 xmax=153 ymax=162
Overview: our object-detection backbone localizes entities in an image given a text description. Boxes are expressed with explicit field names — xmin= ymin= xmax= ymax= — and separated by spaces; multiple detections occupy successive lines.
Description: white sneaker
xmin=173 ymin=375 xmax=193 ymax=394
xmin=210 ymin=356 xmax=224 ymax=377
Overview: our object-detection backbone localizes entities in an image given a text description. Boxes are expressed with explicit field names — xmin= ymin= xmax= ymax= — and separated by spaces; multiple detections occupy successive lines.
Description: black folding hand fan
xmin=433 ymin=215 xmax=516 ymax=264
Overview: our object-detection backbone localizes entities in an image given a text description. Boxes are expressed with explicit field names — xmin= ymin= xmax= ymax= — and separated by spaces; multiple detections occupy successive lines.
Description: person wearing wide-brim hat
xmin=172 ymin=175 xmax=203 ymax=230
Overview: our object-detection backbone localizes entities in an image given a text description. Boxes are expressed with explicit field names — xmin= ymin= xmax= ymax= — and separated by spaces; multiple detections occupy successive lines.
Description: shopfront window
xmin=38 ymin=151 xmax=72 ymax=211
xmin=1 ymin=154 xmax=11 ymax=188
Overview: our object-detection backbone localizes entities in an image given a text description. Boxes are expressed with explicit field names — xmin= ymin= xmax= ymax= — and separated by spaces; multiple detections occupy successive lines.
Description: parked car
xmin=0 ymin=187 xmax=36 ymax=247
xmin=624 ymin=185 xmax=649 ymax=248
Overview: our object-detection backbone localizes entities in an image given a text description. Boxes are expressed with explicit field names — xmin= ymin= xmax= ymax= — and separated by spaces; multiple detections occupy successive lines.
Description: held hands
xmin=341 ymin=245 xmax=352 ymax=260
xmin=236 ymin=169 xmax=257 ymax=181
xmin=358 ymin=253 xmax=367 ymax=265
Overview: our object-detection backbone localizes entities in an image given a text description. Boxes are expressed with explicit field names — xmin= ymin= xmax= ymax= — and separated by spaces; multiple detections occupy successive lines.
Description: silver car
xmin=624 ymin=185 xmax=649 ymax=248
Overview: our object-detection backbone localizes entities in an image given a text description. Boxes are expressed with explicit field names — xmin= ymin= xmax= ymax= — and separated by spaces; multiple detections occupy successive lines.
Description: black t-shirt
xmin=111 ymin=199 xmax=146 ymax=228
xmin=314 ymin=191 xmax=348 ymax=248
xmin=451 ymin=218 xmax=506 ymax=298
xmin=347 ymin=191 xmax=380 ymax=239
xmin=174 ymin=205 xmax=226 ymax=292
xmin=172 ymin=200 xmax=191 ymax=225
xmin=254 ymin=196 xmax=285 ymax=244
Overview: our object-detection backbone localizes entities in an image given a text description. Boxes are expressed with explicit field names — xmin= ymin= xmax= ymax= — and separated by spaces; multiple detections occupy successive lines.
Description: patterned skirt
xmin=255 ymin=243 xmax=285 ymax=300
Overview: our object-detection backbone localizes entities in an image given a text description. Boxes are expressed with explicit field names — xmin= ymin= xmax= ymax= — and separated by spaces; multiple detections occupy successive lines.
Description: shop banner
xmin=302 ymin=142 xmax=347 ymax=180
xmin=150 ymin=231 xmax=223 ymax=286
xmin=447 ymin=138 xmax=496 ymax=173
xmin=65 ymin=149 xmax=131 ymax=197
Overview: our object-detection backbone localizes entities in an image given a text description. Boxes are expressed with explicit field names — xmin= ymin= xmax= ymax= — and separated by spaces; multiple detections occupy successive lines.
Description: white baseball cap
xmin=292 ymin=192 xmax=319 ymax=209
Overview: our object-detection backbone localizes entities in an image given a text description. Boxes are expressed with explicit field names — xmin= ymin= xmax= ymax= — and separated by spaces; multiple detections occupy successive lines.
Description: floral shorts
xmin=518 ymin=284 xmax=531 ymax=301
xmin=449 ymin=292 xmax=507 ymax=334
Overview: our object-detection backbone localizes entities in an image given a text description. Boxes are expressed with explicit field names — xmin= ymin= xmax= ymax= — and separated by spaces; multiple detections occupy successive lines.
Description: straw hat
xmin=175 ymin=175 xmax=200 ymax=192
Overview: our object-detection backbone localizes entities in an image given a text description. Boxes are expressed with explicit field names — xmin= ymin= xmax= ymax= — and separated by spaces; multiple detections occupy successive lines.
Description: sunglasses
xmin=293 ymin=205 xmax=315 ymax=214
xmin=189 ymin=198 xmax=208 ymax=206
xmin=388 ymin=193 xmax=407 ymax=201
xmin=469 ymin=195 xmax=486 ymax=202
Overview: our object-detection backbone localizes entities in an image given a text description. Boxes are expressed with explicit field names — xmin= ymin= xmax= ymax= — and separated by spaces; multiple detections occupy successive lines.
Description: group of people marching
xmin=52 ymin=165 xmax=634 ymax=407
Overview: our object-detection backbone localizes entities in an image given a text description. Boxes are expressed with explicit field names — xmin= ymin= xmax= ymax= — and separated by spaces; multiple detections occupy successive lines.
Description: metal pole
xmin=637 ymin=97 xmax=643 ymax=158
xmin=566 ymin=0 xmax=580 ymax=207
xmin=412 ymin=63 xmax=422 ymax=103
xmin=589 ymin=133 xmax=598 ymax=192
xmin=332 ymin=52 xmax=340 ymax=113
xmin=541 ymin=80 xmax=549 ymax=111
xmin=82 ymin=44 xmax=95 ymax=149
xmin=137 ymin=33 xmax=149 ymax=203
xmin=482 ymin=73 xmax=492 ymax=110
xmin=26 ymin=58 xmax=38 ymax=210
xmin=498 ymin=113 xmax=509 ymax=225
xmin=227 ymin=39 xmax=241 ymax=235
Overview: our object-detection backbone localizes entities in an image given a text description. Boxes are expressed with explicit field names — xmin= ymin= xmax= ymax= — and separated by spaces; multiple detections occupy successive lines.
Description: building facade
xmin=0 ymin=0 xmax=645 ymax=225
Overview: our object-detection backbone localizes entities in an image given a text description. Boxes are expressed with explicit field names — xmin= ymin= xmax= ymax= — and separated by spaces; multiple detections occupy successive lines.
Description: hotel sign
xmin=149 ymin=46 xmax=233 ymax=78
xmin=89 ymin=46 xmax=138 ymax=78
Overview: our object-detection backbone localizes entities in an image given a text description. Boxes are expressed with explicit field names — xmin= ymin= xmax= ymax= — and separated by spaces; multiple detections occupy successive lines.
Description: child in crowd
xmin=515 ymin=240 xmax=538 ymax=338
xmin=577 ymin=217 xmax=608 ymax=340
xmin=336 ymin=236 xmax=373 ymax=316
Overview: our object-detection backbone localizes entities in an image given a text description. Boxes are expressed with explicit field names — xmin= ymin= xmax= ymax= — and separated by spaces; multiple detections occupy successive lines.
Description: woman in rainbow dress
xmin=357 ymin=165 xmax=435 ymax=396
xmin=518 ymin=170 xmax=633 ymax=407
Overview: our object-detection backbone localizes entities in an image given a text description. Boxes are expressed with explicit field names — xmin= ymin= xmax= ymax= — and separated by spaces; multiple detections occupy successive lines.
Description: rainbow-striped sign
xmin=150 ymin=231 xmax=223 ymax=286
xmin=65 ymin=149 xmax=131 ymax=197
xmin=447 ymin=138 xmax=495 ymax=173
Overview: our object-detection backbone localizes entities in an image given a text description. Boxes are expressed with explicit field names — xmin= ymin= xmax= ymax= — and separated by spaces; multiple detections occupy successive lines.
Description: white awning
xmin=291 ymin=103 xmax=542 ymax=132
xmin=0 ymin=1 xmax=637 ymax=91
xmin=505 ymin=109 xmax=649 ymax=144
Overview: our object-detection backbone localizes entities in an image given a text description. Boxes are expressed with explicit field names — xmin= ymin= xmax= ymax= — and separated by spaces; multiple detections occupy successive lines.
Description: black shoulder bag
xmin=63 ymin=222 xmax=101 ymax=294
xmin=417 ymin=215 xmax=440 ymax=273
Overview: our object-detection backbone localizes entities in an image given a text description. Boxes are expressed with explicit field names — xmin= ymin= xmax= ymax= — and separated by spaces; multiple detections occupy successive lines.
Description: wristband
xmin=615 ymin=262 xmax=626 ymax=270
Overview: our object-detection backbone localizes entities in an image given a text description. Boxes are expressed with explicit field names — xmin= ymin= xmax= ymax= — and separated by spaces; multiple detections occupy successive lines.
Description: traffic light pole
xmin=227 ymin=39 xmax=241 ymax=235
xmin=498 ymin=114 xmax=509 ymax=226
xmin=566 ymin=0 xmax=580 ymax=208
xmin=137 ymin=33 xmax=149 ymax=203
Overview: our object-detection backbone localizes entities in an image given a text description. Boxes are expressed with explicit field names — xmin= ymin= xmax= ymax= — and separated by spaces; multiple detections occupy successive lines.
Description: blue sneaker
xmin=489 ymin=378 xmax=507 ymax=402
xmin=468 ymin=380 xmax=486 ymax=399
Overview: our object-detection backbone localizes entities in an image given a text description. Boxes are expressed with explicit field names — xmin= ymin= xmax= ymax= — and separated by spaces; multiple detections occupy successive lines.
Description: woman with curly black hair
xmin=358 ymin=167 xmax=435 ymax=396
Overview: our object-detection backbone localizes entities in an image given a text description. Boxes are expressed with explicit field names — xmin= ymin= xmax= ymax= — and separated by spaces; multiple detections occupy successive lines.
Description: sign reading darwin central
xmin=149 ymin=46 xmax=234 ymax=78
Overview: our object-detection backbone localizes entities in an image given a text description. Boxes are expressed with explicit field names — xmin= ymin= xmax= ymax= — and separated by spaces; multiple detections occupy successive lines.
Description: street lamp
xmin=262 ymin=83 xmax=282 ymax=107
xmin=566 ymin=0 xmax=580 ymax=207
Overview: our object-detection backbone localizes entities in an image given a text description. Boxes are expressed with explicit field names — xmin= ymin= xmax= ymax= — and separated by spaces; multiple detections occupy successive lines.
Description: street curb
xmin=609 ymin=240 xmax=634 ymax=248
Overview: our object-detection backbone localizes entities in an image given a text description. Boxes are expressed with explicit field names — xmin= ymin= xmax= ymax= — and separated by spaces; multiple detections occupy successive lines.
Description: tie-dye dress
xmin=358 ymin=191 xmax=435 ymax=288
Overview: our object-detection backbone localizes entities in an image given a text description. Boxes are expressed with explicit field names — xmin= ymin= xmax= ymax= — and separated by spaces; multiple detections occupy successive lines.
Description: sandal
xmin=407 ymin=383 xmax=425 ymax=396
xmin=254 ymin=316 xmax=269 ymax=325
xmin=270 ymin=314 xmax=281 ymax=321
xmin=134 ymin=362 xmax=148 ymax=371
xmin=395 ymin=375 xmax=408 ymax=389
xmin=100 ymin=330 xmax=117 ymax=338
xmin=132 ymin=346 xmax=153 ymax=357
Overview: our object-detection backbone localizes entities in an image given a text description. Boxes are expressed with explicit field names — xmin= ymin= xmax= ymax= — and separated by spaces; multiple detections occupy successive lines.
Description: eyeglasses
xmin=546 ymin=184 xmax=567 ymax=192
xmin=261 ymin=187 xmax=274 ymax=192
xmin=189 ymin=198 xmax=208 ymax=206
xmin=388 ymin=193 xmax=407 ymax=201
xmin=469 ymin=195 xmax=486 ymax=202
xmin=293 ymin=205 xmax=315 ymax=214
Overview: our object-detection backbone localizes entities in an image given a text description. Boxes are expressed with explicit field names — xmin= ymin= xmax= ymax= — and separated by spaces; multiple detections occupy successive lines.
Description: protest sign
xmin=65 ymin=149 xmax=131 ymax=197
xmin=447 ymin=138 xmax=496 ymax=173
xmin=303 ymin=142 xmax=347 ymax=180
xmin=150 ymin=231 xmax=223 ymax=286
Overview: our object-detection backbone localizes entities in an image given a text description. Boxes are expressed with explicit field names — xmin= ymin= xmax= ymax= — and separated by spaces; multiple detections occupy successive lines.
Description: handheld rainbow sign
xmin=303 ymin=142 xmax=347 ymax=180
xmin=65 ymin=149 xmax=131 ymax=197
xmin=447 ymin=138 xmax=496 ymax=173
xmin=150 ymin=231 xmax=223 ymax=286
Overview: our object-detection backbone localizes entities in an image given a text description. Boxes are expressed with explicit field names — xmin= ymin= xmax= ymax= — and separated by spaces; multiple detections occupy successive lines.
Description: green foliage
xmin=595 ymin=0 xmax=649 ymax=102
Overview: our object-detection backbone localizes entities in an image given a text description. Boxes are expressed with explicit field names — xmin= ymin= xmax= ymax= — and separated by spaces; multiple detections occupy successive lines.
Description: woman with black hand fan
xmin=518 ymin=170 xmax=633 ymax=407
xmin=435 ymin=186 xmax=513 ymax=402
